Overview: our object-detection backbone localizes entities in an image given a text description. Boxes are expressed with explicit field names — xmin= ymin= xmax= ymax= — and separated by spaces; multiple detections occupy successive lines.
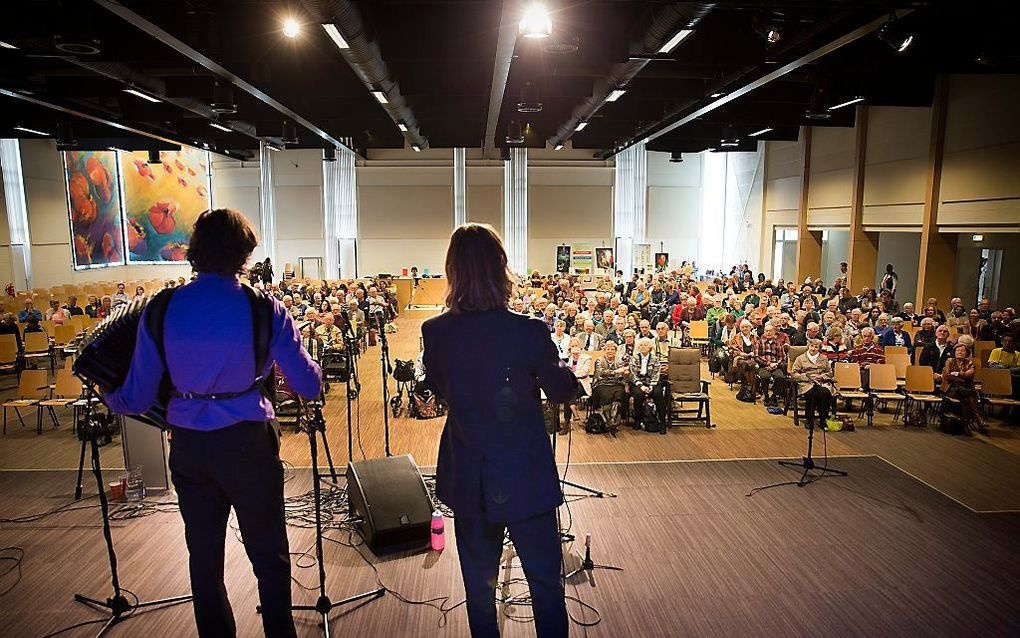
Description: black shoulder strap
xmin=146 ymin=288 xmax=178 ymax=373
xmin=241 ymin=284 xmax=274 ymax=382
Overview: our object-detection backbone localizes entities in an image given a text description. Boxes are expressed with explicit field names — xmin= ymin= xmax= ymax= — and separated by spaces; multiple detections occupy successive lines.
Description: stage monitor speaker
xmin=346 ymin=454 xmax=433 ymax=553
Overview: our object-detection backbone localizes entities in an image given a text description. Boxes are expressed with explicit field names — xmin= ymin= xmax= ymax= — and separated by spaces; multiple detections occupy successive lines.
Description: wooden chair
xmin=887 ymin=353 xmax=911 ymax=386
xmin=688 ymin=320 xmax=710 ymax=355
xmin=23 ymin=331 xmax=54 ymax=374
xmin=977 ymin=368 xmax=1020 ymax=422
xmin=69 ymin=315 xmax=86 ymax=334
xmin=3 ymin=369 xmax=49 ymax=434
xmin=38 ymin=369 xmax=84 ymax=432
xmin=834 ymin=362 xmax=872 ymax=427
xmin=0 ymin=338 xmax=20 ymax=390
xmin=53 ymin=324 xmax=77 ymax=350
xmin=903 ymin=365 xmax=942 ymax=427
xmin=975 ymin=346 xmax=994 ymax=369
xmin=667 ymin=348 xmax=712 ymax=429
xmin=884 ymin=345 xmax=908 ymax=356
xmin=869 ymin=363 xmax=906 ymax=421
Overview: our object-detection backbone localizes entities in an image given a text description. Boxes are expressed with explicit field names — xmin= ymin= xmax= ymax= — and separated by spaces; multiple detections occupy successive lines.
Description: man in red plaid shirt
xmin=755 ymin=323 xmax=788 ymax=406
xmin=850 ymin=326 xmax=885 ymax=388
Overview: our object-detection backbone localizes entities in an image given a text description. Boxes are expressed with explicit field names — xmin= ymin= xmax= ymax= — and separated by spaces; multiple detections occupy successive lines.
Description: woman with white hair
xmin=629 ymin=337 xmax=665 ymax=430
xmin=791 ymin=338 xmax=835 ymax=429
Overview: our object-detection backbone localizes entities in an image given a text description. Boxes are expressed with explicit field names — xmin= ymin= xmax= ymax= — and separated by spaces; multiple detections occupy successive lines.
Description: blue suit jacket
xmin=422 ymin=308 xmax=577 ymax=523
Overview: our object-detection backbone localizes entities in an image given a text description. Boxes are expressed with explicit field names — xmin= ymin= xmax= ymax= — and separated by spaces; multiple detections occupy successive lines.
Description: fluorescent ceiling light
xmin=574 ymin=122 xmax=588 ymax=132
xmin=371 ymin=90 xmax=389 ymax=104
xmin=658 ymin=29 xmax=694 ymax=54
xmin=828 ymin=96 xmax=865 ymax=111
xmin=0 ymin=40 xmax=17 ymax=49
xmin=972 ymin=234 xmax=984 ymax=242
xmin=554 ymin=144 xmax=564 ymax=151
xmin=397 ymin=122 xmax=408 ymax=132
xmin=123 ymin=88 xmax=162 ymax=103
xmin=321 ymin=24 xmax=349 ymax=49
xmin=13 ymin=125 xmax=49 ymax=136
xmin=606 ymin=89 xmax=626 ymax=102
xmin=209 ymin=122 xmax=232 ymax=132
xmin=710 ymin=91 xmax=727 ymax=98
xmin=749 ymin=127 xmax=773 ymax=137
xmin=411 ymin=144 xmax=421 ymax=152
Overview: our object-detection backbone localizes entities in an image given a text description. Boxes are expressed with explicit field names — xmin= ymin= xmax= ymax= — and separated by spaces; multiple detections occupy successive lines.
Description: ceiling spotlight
xmin=878 ymin=17 xmax=915 ymax=54
xmin=506 ymin=120 xmax=525 ymax=144
xmin=520 ymin=3 xmax=552 ymax=39
xmin=517 ymin=82 xmax=543 ymax=113
xmin=669 ymin=151 xmax=683 ymax=163
xmin=574 ymin=121 xmax=588 ymax=132
xmin=210 ymin=122 xmax=232 ymax=133
xmin=147 ymin=149 xmax=161 ymax=164
xmin=752 ymin=18 xmax=782 ymax=44
xmin=710 ymin=91 xmax=727 ymax=99
xmin=720 ymin=125 xmax=739 ymax=147
xmin=56 ymin=122 xmax=77 ymax=150
xmin=283 ymin=18 xmax=300 ymax=38
xmin=805 ymin=87 xmax=831 ymax=120
xmin=606 ymin=89 xmax=626 ymax=103
xmin=322 ymin=24 xmax=349 ymax=50
xmin=13 ymin=125 xmax=49 ymax=136
xmin=828 ymin=96 xmax=865 ymax=111
xmin=749 ymin=127 xmax=773 ymax=137
xmin=371 ymin=90 xmax=389 ymax=104
xmin=282 ymin=120 xmax=299 ymax=144
xmin=210 ymin=81 xmax=237 ymax=114
xmin=323 ymin=147 xmax=337 ymax=162
xmin=658 ymin=29 xmax=694 ymax=54
xmin=397 ymin=122 xmax=408 ymax=132
xmin=411 ymin=144 xmax=421 ymax=152
xmin=554 ymin=144 xmax=564 ymax=151
xmin=123 ymin=88 xmax=162 ymax=103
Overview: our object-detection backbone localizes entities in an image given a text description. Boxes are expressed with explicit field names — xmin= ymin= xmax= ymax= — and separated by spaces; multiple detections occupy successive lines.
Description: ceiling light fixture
xmin=972 ymin=234 xmax=984 ymax=242
xmin=397 ymin=122 xmax=408 ymax=132
xmin=669 ymin=151 xmax=683 ymax=163
xmin=506 ymin=120 xmax=525 ymax=144
xmin=878 ymin=17 xmax=915 ymax=54
xmin=0 ymin=40 xmax=17 ymax=49
xmin=710 ymin=91 xmax=727 ymax=98
xmin=371 ymin=90 xmax=389 ymax=104
xmin=658 ymin=29 xmax=694 ymax=53
xmin=606 ymin=89 xmax=626 ymax=102
xmin=574 ymin=121 xmax=588 ymax=132
xmin=805 ymin=87 xmax=832 ymax=120
xmin=13 ymin=125 xmax=49 ymax=136
xmin=519 ymin=3 xmax=552 ymax=39
xmin=56 ymin=122 xmax=77 ymax=149
xmin=323 ymin=147 xmax=337 ymax=162
xmin=752 ymin=19 xmax=782 ymax=44
xmin=148 ymin=149 xmax=161 ymax=164
xmin=123 ymin=88 xmax=162 ymax=103
xmin=828 ymin=96 xmax=865 ymax=111
xmin=411 ymin=144 xmax=421 ymax=152
xmin=282 ymin=120 xmax=299 ymax=144
xmin=210 ymin=81 xmax=237 ymax=114
xmin=749 ymin=127 xmax=773 ymax=137
xmin=321 ymin=24 xmax=349 ymax=49
xmin=210 ymin=122 xmax=232 ymax=132
xmin=554 ymin=144 xmax=564 ymax=151
xmin=720 ymin=124 xmax=739 ymax=147
xmin=283 ymin=18 xmax=300 ymax=38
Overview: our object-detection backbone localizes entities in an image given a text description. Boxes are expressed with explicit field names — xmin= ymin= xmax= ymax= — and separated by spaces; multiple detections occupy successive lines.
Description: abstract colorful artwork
xmin=120 ymin=148 xmax=211 ymax=263
xmin=63 ymin=151 xmax=125 ymax=269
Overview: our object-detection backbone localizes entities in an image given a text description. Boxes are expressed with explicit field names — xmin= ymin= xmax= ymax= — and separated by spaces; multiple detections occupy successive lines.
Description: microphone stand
xmin=338 ymin=309 xmax=360 ymax=464
xmin=261 ymin=401 xmax=384 ymax=636
xmin=71 ymin=385 xmax=192 ymax=637
xmin=375 ymin=309 xmax=393 ymax=457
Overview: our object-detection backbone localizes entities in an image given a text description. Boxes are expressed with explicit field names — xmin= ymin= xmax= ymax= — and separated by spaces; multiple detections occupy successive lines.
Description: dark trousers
xmin=169 ymin=421 xmax=296 ymax=638
xmin=802 ymin=385 xmax=833 ymax=425
xmin=454 ymin=507 xmax=567 ymax=638
xmin=631 ymin=381 xmax=666 ymax=424
xmin=757 ymin=367 xmax=786 ymax=400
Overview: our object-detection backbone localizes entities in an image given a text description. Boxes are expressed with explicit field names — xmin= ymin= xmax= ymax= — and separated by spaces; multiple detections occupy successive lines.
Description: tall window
xmin=0 ymin=140 xmax=32 ymax=289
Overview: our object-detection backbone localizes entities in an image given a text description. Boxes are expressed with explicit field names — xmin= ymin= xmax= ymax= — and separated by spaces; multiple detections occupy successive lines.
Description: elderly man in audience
xmin=629 ymin=337 xmax=664 ymax=431
xmin=0 ymin=313 xmax=22 ymax=351
xmin=594 ymin=310 xmax=615 ymax=338
xmin=919 ymin=324 xmax=952 ymax=374
xmin=578 ymin=320 xmax=603 ymax=352
xmin=914 ymin=317 xmax=937 ymax=351
xmin=791 ymin=338 xmax=836 ymax=429
xmin=346 ymin=299 xmax=366 ymax=336
xmin=111 ymin=282 xmax=130 ymax=307
xmin=62 ymin=295 xmax=84 ymax=317
xmin=850 ymin=327 xmax=885 ymax=388
xmin=844 ymin=308 xmax=865 ymax=344
xmin=755 ymin=323 xmax=788 ymax=406
xmin=880 ymin=316 xmax=914 ymax=354
xmin=791 ymin=321 xmax=821 ymax=347
xmin=637 ymin=319 xmax=654 ymax=341
xmin=605 ymin=317 xmax=627 ymax=346
xmin=616 ymin=329 xmax=637 ymax=367
xmin=18 ymin=300 xmax=41 ymax=324
xmin=314 ymin=312 xmax=344 ymax=348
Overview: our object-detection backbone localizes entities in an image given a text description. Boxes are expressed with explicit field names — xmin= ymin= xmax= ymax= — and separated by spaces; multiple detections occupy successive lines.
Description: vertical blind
xmin=323 ymin=141 xmax=358 ymax=279
xmin=613 ymin=140 xmax=647 ymax=275
xmin=453 ymin=147 xmax=466 ymax=228
xmin=503 ymin=147 xmax=528 ymax=274
xmin=258 ymin=141 xmax=277 ymax=266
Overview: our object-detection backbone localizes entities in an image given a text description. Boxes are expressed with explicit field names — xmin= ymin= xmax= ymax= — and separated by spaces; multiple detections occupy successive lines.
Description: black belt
xmin=174 ymin=376 xmax=265 ymax=400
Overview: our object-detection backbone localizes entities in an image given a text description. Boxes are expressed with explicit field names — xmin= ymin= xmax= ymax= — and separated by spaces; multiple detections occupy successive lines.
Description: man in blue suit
xmin=423 ymin=224 xmax=577 ymax=638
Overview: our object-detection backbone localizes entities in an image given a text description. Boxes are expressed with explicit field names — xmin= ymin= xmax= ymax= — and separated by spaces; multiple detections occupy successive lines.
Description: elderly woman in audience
xmin=629 ymin=337 xmax=665 ymax=430
xmin=914 ymin=317 xmax=937 ymax=351
xmin=551 ymin=319 xmax=571 ymax=361
xmin=880 ymin=316 xmax=913 ymax=354
xmin=941 ymin=343 xmax=988 ymax=434
xmin=728 ymin=319 xmax=759 ymax=390
xmin=592 ymin=340 xmax=629 ymax=414
xmin=558 ymin=336 xmax=592 ymax=432
xmin=821 ymin=326 xmax=851 ymax=362
xmin=791 ymin=338 xmax=836 ymax=429
xmin=616 ymin=328 xmax=637 ymax=368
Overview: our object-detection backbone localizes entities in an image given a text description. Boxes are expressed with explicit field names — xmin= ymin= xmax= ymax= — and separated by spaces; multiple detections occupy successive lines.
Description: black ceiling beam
xmin=599 ymin=8 xmax=913 ymax=159
xmin=92 ymin=0 xmax=358 ymax=157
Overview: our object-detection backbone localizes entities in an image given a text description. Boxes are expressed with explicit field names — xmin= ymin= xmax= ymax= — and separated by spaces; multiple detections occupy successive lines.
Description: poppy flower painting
xmin=63 ymin=151 xmax=124 ymax=269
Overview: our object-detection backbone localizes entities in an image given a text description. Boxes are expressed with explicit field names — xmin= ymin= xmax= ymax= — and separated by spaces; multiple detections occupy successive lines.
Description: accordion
xmin=73 ymin=295 xmax=172 ymax=429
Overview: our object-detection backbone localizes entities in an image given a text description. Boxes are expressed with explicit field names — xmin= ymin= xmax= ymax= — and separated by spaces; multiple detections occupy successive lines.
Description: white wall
xmin=875 ymin=232 xmax=921 ymax=303
xmin=272 ymin=149 xmax=324 ymax=275
xmin=528 ymin=166 xmax=613 ymax=274
xmin=646 ymin=150 xmax=702 ymax=269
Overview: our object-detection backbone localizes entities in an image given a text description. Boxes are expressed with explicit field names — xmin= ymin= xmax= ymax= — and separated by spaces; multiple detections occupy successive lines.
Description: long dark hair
xmin=444 ymin=223 xmax=514 ymax=313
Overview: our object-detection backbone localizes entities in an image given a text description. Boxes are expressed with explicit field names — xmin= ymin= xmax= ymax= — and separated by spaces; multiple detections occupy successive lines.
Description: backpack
xmin=392 ymin=359 xmax=415 ymax=383
xmin=641 ymin=397 xmax=664 ymax=433
xmin=938 ymin=411 xmax=967 ymax=435
xmin=413 ymin=390 xmax=445 ymax=420
xmin=584 ymin=411 xmax=608 ymax=434
xmin=735 ymin=385 xmax=755 ymax=403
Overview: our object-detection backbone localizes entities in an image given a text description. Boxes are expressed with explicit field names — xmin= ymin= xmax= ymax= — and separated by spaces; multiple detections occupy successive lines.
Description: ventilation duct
xmin=299 ymin=0 xmax=428 ymax=149
xmin=549 ymin=3 xmax=714 ymax=147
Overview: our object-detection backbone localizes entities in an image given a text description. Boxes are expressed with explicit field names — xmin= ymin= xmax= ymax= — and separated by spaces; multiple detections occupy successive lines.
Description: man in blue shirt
xmin=17 ymin=299 xmax=41 ymax=324
xmin=106 ymin=209 xmax=321 ymax=638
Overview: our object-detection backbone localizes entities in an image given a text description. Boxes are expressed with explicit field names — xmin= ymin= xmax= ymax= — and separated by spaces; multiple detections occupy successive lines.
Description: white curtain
xmin=453 ymin=147 xmax=466 ymax=228
xmin=258 ymin=141 xmax=277 ymax=266
xmin=503 ymin=147 xmax=527 ymax=274
xmin=323 ymin=141 xmax=358 ymax=279
xmin=613 ymin=141 xmax=647 ymax=275
xmin=0 ymin=140 xmax=32 ymax=290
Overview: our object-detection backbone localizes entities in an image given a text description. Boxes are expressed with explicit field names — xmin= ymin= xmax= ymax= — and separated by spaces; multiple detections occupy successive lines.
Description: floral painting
xmin=120 ymin=148 xmax=211 ymax=263
xmin=63 ymin=150 xmax=125 ymax=269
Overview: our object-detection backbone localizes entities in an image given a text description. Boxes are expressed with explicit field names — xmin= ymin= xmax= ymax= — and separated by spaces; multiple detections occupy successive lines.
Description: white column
xmin=502 ymin=147 xmax=528 ymax=274
xmin=613 ymin=140 xmax=647 ymax=276
xmin=258 ymin=141 xmax=277 ymax=265
xmin=0 ymin=140 xmax=32 ymax=290
xmin=453 ymin=147 xmax=466 ymax=227
xmin=323 ymin=142 xmax=358 ymax=279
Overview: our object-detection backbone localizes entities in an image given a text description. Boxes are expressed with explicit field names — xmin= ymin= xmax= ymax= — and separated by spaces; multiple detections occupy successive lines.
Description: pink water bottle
xmin=430 ymin=511 xmax=445 ymax=552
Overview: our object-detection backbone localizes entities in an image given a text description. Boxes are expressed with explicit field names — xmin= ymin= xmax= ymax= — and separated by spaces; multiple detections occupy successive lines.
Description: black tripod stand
xmin=749 ymin=411 xmax=847 ymax=495
xmin=71 ymin=387 xmax=192 ymax=637
xmin=550 ymin=404 xmax=616 ymax=501
xmin=563 ymin=532 xmax=623 ymax=586
xmin=375 ymin=309 xmax=393 ymax=457
xmin=260 ymin=401 xmax=384 ymax=636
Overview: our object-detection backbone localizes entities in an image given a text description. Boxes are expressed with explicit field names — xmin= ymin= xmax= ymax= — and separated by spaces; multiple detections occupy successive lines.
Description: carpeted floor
xmin=1 ymin=456 xmax=1018 ymax=637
